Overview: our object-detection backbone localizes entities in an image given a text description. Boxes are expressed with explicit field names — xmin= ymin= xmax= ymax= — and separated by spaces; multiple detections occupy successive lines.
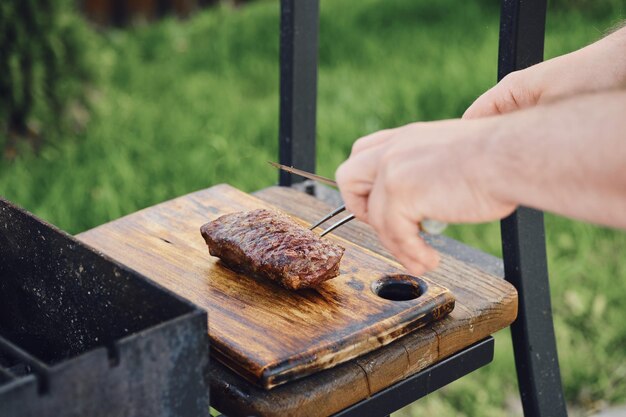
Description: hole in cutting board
xmin=371 ymin=275 xmax=425 ymax=301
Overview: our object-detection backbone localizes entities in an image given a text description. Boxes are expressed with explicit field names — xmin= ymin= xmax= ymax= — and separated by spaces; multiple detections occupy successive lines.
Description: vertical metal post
xmin=278 ymin=0 xmax=319 ymax=187
xmin=498 ymin=1 xmax=567 ymax=416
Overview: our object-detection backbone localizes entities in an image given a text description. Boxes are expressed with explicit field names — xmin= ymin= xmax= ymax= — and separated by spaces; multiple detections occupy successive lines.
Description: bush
xmin=548 ymin=0 xmax=624 ymax=16
xmin=0 ymin=0 xmax=95 ymax=155
xmin=475 ymin=0 xmax=623 ymax=19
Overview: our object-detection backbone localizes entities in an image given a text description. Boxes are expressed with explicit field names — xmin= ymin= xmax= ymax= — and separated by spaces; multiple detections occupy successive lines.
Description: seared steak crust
xmin=200 ymin=209 xmax=345 ymax=290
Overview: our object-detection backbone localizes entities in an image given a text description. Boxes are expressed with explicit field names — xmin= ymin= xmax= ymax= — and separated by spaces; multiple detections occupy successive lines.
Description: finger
xmin=463 ymin=87 xmax=502 ymax=119
xmin=366 ymin=178 xmax=440 ymax=275
xmin=381 ymin=207 xmax=440 ymax=275
xmin=341 ymin=191 xmax=369 ymax=224
xmin=335 ymin=145 xmax=388 ymax=221
xmin=350 ymin=128 xmax=396 ymax=156
xmin=363 ymin=173 xmax=387 ymax=237
xmin=464 ymin=71 xmax=539 ymax=119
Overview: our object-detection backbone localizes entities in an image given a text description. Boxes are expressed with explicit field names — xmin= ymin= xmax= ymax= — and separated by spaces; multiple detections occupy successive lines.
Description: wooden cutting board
xmin=77 ymin=184 xmax=455 ymax=389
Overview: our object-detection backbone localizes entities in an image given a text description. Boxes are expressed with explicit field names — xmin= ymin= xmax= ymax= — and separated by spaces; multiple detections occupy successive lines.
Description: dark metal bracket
xmin=498 ymin=1 xmax=567 ymax=416
xmin=278 ymin=0 xmax=319 ymax=189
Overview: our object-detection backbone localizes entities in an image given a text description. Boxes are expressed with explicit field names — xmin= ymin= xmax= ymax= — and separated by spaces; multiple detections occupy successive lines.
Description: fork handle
xmin=420 ymin=219 xmax=448 ymax=235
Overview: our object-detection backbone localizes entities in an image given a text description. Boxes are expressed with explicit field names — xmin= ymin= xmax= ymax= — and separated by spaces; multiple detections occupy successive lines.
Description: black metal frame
xmin=278 ymin=0 xmax=319 ymax=188
xmin=498 ymin=2 xmax=567 ymax=415
xmin=271 ymin=0 xmax=568 ymax=416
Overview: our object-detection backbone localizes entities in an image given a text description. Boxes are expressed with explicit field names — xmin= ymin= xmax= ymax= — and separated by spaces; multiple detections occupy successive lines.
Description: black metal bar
xmin=278 ymin=0 xmax=319 ymax=188
xmin=0 ymin=366 xmax=16 ymax=382
xmin=498 ymin=1 xmax=567 ymax=416
xmin=332 ymin=337 xmax=494 ymax=417
xmin=0 ymin=335 xmax=50 ymax=394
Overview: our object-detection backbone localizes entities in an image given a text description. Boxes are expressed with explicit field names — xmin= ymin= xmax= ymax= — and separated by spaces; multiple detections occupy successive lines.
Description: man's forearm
xmin=596 ymin=25 xmax=626 ymax=88
xmin=488 ymin=90 xmax=626 ymax=228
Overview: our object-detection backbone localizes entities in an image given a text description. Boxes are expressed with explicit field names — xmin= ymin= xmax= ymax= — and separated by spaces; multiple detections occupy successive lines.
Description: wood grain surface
xmin=201 ymin=186 xmax=518 ymax=417
xmin=76 ymin=184 xmax=455 ymax=389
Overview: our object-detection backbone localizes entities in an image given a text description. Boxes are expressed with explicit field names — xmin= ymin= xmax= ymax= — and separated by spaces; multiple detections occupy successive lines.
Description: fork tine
xmin=309 ymin=204 xmax=346 ymax=230
xmin=320 ymin=213 xmax=356 ymax=237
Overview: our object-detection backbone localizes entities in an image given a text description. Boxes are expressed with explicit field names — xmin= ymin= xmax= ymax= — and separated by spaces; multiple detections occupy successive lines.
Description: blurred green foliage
xmin=0 ymin=0 xmax=94 ymax=152
xmin=548 ymin=0 xmax=624 ymax=19
xmin=0 ymin=0 xmax=624 ymax=415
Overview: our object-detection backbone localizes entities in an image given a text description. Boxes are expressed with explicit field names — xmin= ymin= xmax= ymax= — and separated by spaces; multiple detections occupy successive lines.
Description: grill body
xmin=0 ymin=198 xmax=209 ymax=417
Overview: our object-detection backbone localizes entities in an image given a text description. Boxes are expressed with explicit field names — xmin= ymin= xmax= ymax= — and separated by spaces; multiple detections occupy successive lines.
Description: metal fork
xmin=309 ymin=204 xmax=355 ymax=237
xmin=310 ymin=204 xmax=447 ymax=237
xmin=268 ymin=161 xmax=447 ymax=237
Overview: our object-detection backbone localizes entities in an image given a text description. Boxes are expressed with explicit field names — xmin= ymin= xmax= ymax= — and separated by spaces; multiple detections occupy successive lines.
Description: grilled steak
xmin=200 ymin=209 xmax=345 ymax=290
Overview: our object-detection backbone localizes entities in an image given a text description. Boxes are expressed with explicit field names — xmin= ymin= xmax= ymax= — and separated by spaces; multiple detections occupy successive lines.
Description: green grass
xmin=1 ymin=0 xmax=625 ymax=415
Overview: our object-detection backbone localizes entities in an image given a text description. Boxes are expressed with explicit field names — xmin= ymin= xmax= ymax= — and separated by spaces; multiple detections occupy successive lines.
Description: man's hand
xmin=335 ymin=118 xmax=516 ymax=275
xmin=336 ymin=91 xmax=626 ymax=276
xmin=336 ymin=28 xmax=626 ymax=276
xmin=463 ymin=26 xmax=626 ymax=119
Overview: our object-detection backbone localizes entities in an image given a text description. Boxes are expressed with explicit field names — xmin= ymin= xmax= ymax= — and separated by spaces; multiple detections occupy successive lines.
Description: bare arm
xmin=464 ymin=25 xmax=626 ymax=118
xmin=488 ymin=90 xmax=626 ymax=229
xmin=336 ymin=90 xmax=626 ymax=275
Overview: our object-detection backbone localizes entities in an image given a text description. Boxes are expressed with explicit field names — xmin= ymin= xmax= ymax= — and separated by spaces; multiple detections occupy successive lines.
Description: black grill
xmin=0 ymin=198 xmax=209 ymax=417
